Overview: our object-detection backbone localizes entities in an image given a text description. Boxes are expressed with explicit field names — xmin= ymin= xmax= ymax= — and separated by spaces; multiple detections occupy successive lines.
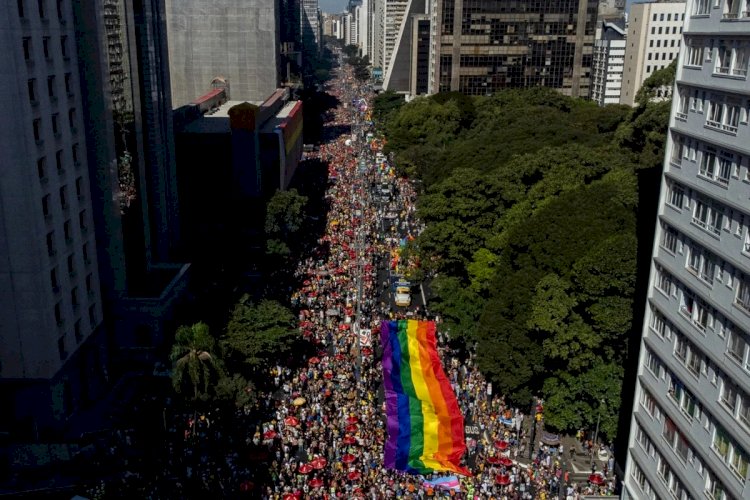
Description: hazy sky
xmin=320 ymin=0 xmax=347 ymax=14
xmin=320 ymin=0 xmax=638 ymax=16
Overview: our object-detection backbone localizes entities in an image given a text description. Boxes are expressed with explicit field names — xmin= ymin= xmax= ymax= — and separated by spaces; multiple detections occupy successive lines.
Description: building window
xmin=739 ymin=393 xmax=750 ymax=427
xmin=712 ymin=424 xmax=750 ymax=479
xmin=706 ymin=471 xmax=727 ymax=500
xmin=64 ymin=73 xmax=72 ymax=95
xmin=33 ymin=118 xmax=42 ymax=142
xmin=694 ymin=0 xmax=710 ymax=15
xmin=82 ymin=242 xmax=89 ymax=265
xmin=17 ymin=0 xmax=25 ymax=17
xmin=75 ymin=176 xmax=83 ymax=198
xmin=59 ymin=186 xmax=67 ymax=209
xmin=50 ymin=267 xmax=58 ymax=291
xmin=680 ymin=292 xmax=711 ymax=331
xmin=699 ymin=148 xmax=733 ymax=183
xmin=47 ymin=75 xmax=55 ymax=99
xmin=707 ymin=100 xmax=724 ymax=128
xmin=733 ymin=46 xmax=749 ymax=76
xmin=727 ymin=330 xmax=747 ymax=368
xmin=42 ymin=36 xmax=50 ymax=59
xmin=51 ymin=113 xmax=59 ymax=136
xmin=28 ymin=79 xmax=37 ymax=104
xmin=641 ymin=386 xmax=658 ymax=415
xmin=737 ymin=278 xmax=750 ymax=313
xmin=693 ymin=198 xmax=723 ymax=236
xmin=37 ymin=157 xmax=46 ymax=180
xmin=46 ymin=231 xmax=55 ymax=256
xmin=78 ymin=210 xmax=86 ymax=232
xmin=42 ymin=194 xmax=51 ymax=218
xmin=60 ymin=36 xmax=68 ymax=59
xmin=721 ymin=381 xmax=738 ymax=412
xmin=23 ymin=37 xmax=32 ymax=61
xmin=671 ymin=377 xmax=699 ymax=419
xmin=687 ymin=245 xmax=716 ymax=284
xmin=725 ymin=0 xmax=742 ymax=18
xmin=54 ymin=301 xmax=63 ymax=326
xmin=68 ymin=108 xmax=76 ymax=130
xmin=656 ymin=267 xmax=675 ymax=296
xmin=686 ymin=44 xmax=704 ymax=66
xmin=662 ymin=225 xmax=678 ymax=253
xmin=676 ymin=92 xmax=689 ymax=119
xmin=67 ymin=253 xmax=75 ymax=277
xmin=63 ymin=221 xmax=73 ymax=246
xmin=85 ymin=273 xmax=93 ymax=295
xmin=38 ymin=0 xmax=45 ymax=18
xmin=668 ymin=183 xmax=685 ymax=209
xmin=72 ymin=143 xmax=80 ymax=165
xmin=56 ymin=0 xmax=63 ymax=19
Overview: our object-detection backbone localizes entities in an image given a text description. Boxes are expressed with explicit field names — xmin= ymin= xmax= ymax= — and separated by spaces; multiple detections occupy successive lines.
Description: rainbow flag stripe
xmin=380 ymin=320 xmax=470 ymax=476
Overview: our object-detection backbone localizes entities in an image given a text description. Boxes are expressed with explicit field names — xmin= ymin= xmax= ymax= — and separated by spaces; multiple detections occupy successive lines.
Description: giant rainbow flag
xmin=380 ymin=320 xmax=470 ymax=476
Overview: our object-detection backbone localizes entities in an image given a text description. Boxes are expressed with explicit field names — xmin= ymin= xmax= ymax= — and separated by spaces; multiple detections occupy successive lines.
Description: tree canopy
xmin=170 ymin=322 xmax=225 ymax=402
xmin=221 ymin=296 xmax=299 ymax=372
xmin=265 ymin=188 xmax=308 ymax=257
xmin=383 ymin=80 xmax=673 ymax=441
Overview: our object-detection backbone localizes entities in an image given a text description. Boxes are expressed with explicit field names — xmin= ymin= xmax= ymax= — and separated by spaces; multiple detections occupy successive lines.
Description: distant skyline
xmin=321 ymin=0 xmax=640 ymax=15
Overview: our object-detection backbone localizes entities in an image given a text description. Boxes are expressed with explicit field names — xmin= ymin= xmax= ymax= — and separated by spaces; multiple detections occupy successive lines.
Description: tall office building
xmin=0 ymin=0 xmax=189 ymax=436
xmin=620 ymin=1 xmax=686 ymax=106
xmin=0 ymin=0 xmax=107 ymax=435
xmin=382 ymin=0 xmax=428 ymax=94
xmin=165 ymin=0 xmax=283 ymax=106
xmin=382 ymin=0 xmax=408 ymax=76
xmin=622 ymin=1 xmax=750 ymax=499
xmin=590 ymin=19 xmax=626 ymax=105
xmin=427 ymin=0 xmax=600 ymax=97
xmin=301 ymin=0 xmax=321 ymax=55
xmin=372 ymin=0 xmax=385 ymax=73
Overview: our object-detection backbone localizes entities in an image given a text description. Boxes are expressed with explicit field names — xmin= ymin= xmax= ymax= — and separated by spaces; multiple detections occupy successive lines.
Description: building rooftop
xmin=181 ymin=100 xmax=263 ymax=134
xmin=261 ymin=101 xmax=300 ymax=133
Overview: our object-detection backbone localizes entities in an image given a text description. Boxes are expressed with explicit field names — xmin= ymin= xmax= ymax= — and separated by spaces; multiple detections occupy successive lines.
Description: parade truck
xmin=394 ymin=280 xmax=412 ymax=307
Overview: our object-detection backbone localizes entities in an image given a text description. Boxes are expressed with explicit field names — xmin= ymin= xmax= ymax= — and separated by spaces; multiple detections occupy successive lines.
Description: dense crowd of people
xmin=257 ymin=64 xmax=616 ymax=499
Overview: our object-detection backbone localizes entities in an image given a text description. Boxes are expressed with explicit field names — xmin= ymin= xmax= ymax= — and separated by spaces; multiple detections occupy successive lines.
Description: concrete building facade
xmin=620 ymin=1 xmax=686 ymax=106
xmin=622 ymin=1 xmax=750 ymax=499
xmin=428 ymin=0 xmax=600 ymax=97
xmin=382 ymin=0 xmax=409 ymax=76
xmin=0 ymin=0 xmax=190 ymax=437
xmin=591 ymin=20 xmax=627 ymax=105
xmin=302 ymin=0 xmax=321 ymax=55
xmin=0 ymin=0 xmax=107 ymax=435
xmin=165 ymin=0 xmax=282 ymax=106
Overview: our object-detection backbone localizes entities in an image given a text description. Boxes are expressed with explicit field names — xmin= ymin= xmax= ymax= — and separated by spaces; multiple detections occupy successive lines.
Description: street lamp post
xmin=591 ymin=398 xmax=605 ymax=465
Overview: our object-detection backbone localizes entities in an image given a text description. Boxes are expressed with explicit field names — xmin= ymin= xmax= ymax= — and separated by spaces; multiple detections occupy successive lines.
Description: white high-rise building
xmin=622 ymin=1 xmax=750 ymax=499
xmin=620 ymin=1 xmax=687 ymax=106
xmin=372 ymin=0 xmax=385 ymax=72
xmin=591 ymin=20 xmax=627 ymax=105
xmin=382 ymin=0 xmax=408 ymax=75
xmin=357 ymin=0 xmax=372 ymax=58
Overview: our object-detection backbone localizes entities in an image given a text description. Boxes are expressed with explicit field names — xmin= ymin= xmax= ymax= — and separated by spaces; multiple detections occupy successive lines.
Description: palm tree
xmin=170 ymin=322 xmax=223 ymax=403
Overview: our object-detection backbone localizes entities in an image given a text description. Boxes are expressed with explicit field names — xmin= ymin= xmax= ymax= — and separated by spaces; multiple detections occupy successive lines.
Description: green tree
xmin=265 ymin=188 xmax=308 ymax=257
xmin=373 ymin=90 xmax=405 ymax=126
xmin=170 ymin=322 xmax=224 ymax=402
xmin=265 ymin=188 xmax=308 ymax=235
xmin=215 ymin=373 xmax=256 ymax=408
xmin=222 ymin=296 xmax=299 ymax=371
